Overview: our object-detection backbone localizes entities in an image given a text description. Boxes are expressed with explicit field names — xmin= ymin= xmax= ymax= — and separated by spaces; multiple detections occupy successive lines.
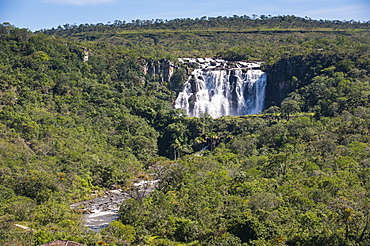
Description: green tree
xmin=101 ymin=221 xmax=136 ymax=245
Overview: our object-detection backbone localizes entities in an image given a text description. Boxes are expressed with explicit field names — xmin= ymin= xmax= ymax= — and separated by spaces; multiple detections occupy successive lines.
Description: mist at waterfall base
xmin=175 ymin=60 xmax=267 ymax=118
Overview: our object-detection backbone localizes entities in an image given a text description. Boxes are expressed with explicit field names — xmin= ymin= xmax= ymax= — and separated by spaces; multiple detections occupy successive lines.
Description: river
xmin=70 ymin=179 xmax=159 ymax=232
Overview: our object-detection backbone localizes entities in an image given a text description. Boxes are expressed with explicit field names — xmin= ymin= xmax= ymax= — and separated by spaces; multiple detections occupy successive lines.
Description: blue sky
xmin=1 ymin=0 xmax=369 ymax=31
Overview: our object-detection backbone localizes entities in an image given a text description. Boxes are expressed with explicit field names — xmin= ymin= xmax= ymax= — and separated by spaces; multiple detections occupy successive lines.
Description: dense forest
xmin=0 ymin=15 xmax=370 ymax=245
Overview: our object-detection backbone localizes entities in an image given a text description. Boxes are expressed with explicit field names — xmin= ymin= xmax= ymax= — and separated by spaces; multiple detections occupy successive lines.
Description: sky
xmin=0 ymin=0 xmax=369 ymax=31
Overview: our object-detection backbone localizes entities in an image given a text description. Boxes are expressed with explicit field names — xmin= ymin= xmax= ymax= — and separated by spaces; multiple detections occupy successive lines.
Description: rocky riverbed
xmin=70 ymin=189 xmax=127 ymax=232
xmin=71 ymin=179 xmax=159 ymax=232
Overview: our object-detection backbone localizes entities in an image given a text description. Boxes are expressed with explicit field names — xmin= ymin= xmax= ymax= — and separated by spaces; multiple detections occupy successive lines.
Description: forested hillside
xmin=0 ymin=15 xmax=370 ymax=245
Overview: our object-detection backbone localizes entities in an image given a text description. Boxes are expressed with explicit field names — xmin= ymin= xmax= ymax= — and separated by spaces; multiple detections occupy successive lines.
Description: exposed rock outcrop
xmin=39 ymin=240 xmax=86 ymax=246
xmin=264 ymin=53 xmax=344 ymax=109
xmin=264 ymin=56 xmax=309 ymax=107
xmin=141 ymin=59 xmax=175 ymax=83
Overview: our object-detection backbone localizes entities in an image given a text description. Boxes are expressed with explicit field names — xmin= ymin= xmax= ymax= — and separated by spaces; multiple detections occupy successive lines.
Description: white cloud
xmin=45 ymin=0 xmax=115 ymax=6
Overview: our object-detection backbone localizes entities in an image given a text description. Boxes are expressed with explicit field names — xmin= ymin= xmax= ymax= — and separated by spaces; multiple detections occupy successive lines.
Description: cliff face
xmin=140 ymin=59 xmax=175 ymax=83
xmin=264 ymin=56 xmax=309 ymax=108
xmin=264 ymin=53 xmax=346 ymax=109
xmin=141 ymin=58 xmax=263 ymax=82
xmin=140 ymin=55 xmax=337 ymax=114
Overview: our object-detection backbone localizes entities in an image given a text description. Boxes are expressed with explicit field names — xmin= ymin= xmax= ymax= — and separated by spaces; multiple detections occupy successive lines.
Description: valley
xmin=0 ymin=16 xmax=369 ymax=245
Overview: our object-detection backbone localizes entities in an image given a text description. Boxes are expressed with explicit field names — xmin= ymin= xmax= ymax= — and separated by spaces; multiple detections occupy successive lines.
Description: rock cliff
xmin=140 ymin=59 xmax=175 ymax=83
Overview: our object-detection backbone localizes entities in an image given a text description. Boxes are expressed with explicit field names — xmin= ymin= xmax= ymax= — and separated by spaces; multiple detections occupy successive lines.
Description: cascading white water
xmin=175 ymin=60 xmax=267 ymax=118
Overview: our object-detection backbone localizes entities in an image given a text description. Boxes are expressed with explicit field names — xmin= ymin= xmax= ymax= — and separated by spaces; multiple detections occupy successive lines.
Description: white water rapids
xmin=70 ymin=179 xmax=159 ymax=232
xmin=175 ymin=59 xmax=267 ymax=118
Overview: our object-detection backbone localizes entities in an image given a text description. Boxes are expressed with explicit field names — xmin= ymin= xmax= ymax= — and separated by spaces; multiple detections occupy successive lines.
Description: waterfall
xmin=174 ymin=59 xmax=267 ymax=118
